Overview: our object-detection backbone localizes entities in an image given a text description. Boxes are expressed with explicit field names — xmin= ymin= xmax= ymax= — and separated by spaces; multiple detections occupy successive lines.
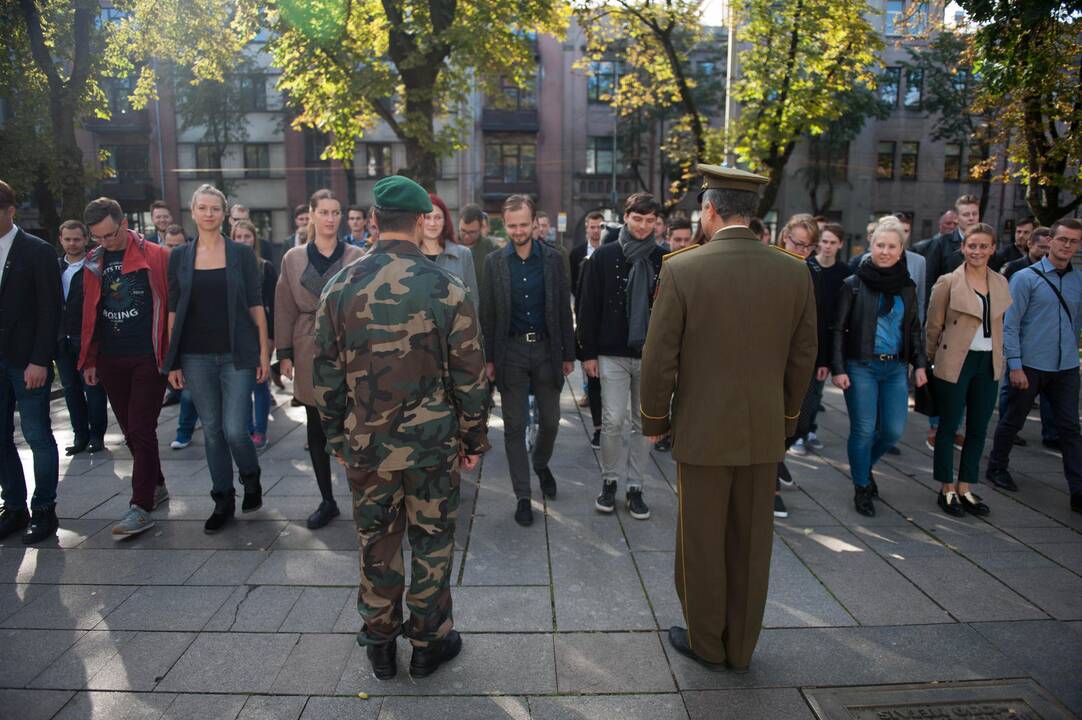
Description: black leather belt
xmin=511 ymin=332 xmax=546 ymax=343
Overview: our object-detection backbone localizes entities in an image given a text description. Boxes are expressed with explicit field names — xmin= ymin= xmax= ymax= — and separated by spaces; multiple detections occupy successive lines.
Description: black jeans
xmin=587 ymin=375 xmax=602 ymax=429
xmin=305 ymin=404 xmax=334 ymax=503
xmin=989 ymin=367 xmax=1082 ymax=495
xmin=499 ymin=338 xmax=562 ymax=500
xmin=56 ymin=337 xmax=108 ymax=442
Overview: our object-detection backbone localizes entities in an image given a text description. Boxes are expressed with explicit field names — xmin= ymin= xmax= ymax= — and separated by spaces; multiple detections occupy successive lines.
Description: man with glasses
xmin=80 ymin=197 xmax=172 ymax=538
xmin=457 ymin=204 xmax=497 ymax=307
xmin=987 ymin=218 xmax=1082 ymax=514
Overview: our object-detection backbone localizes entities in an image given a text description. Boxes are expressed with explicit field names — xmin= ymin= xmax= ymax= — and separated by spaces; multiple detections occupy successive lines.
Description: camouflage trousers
xmin=347 ymin=458 xmax=459 ymax=648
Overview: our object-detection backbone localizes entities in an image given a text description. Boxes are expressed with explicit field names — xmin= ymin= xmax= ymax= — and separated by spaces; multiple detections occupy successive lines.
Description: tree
xmin=956 ymin=0 xmax=1080 ymax=224
xmin=729 ymin=0 xmax=882 ymax=216
xmin=572 ymin=0 xmax=725 ymax=207
xmin=263 ymin=0 xmax=567 ymax=189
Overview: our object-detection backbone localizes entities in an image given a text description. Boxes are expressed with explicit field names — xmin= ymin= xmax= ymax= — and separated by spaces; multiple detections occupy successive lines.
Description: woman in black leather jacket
xmin=831 ymin=217 xmax=928 ymax=517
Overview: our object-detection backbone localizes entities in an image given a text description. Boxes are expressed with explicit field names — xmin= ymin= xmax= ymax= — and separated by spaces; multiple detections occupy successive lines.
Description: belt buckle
xmin=524 ymin=332 xmax=538 ymax=343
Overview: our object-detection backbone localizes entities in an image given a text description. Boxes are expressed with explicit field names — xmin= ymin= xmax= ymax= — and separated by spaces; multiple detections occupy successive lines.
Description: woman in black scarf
xmin=830 ymin=217 xmax=928 ymax=517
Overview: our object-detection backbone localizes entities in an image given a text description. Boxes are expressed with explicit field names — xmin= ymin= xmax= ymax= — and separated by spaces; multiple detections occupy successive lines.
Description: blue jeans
xmin=55 ymin=337 xmax=108 ymax=441
xmin=176 ymin=389 xmax=199 ymax=443
xmin=248 ymin=378 xmax=271 ymax=435
xmin=843 ymin=360 xmax=909 ymax=487
xmin=0 ymin=356 xmax=59 ymax=510
xmin=180 ymin=354 xmax=259 ymax=494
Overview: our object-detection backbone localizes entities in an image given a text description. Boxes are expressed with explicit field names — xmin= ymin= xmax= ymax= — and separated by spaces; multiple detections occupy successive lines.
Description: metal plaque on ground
xmin=803 ymin=679 xmax=1075 ymax=720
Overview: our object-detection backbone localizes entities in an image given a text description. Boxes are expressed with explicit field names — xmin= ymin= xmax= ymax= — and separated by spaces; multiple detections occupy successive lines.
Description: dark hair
xmin=623 ymin=192 xmax=662 ymax=217
xmin=585 ymin=210 xmax=606 ymax=223
xmin=892 ymin=211 xmax=912 ymax=224
xmin=812 ymin=215 xmax=828 ymax=224
xmin=84 ymin=197 xmax=124 ymax=227
xmin=703 ymin=188 xmax=758 ymax=221
xmin=748 ymin=217 xmax=767 ymax=238
xmin=460 ymin=203 xmax=485 ymax=226
xmin=821 ymin=222 xmax=846 ymax=243
xmin=150 ymin=200 xmax=170 ymax=213
xmin=165 ymin=224 xmax=186 ymax=237
xmin=374 ymin=207 xmax=422 ymax=235
xmin=0 ymin=180 xmax=15 ymax=209
xmin=1029 ymin=226 xmax=1052 ymax=244
xmin=293 ymin=203 xmax=309 ymax=219
xmin=347 ymin=205 xmax=367 ymax=216
xmin=428 ymin=193 xmax=456 ymax=245
xmin=59 ymin=220 xmax=87 ymax=238
xmin=535 ymin=210 xmax=549 ymax=221
xmin=667 ymin=216 xmax=692 ymax=235
xmin=691 ymin=224 xmax=707 ymax=245
xmin=1016 ymin=216 xmax=1037 ymax=228
xmin=1051 ymin=218 xmax=1082 ymax=236
xmin=503 ymin=194 xmax=536 ymax=219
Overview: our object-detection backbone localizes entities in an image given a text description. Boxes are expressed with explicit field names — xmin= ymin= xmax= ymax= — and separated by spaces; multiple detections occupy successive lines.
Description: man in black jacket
xmin=923 ymin=194 xmax=981 ymax=304
xmin=0 ymin=180 xmax=62 ymax=545
xmin=56 ymin=220 xmax=108 ymax=455
xmin=481 ymin=195 xmax=575 ymax=527
xmin=579 ymin=193 xmax=665 ymax=520
xmin=570 ymin=211 xmax=606 ymax=441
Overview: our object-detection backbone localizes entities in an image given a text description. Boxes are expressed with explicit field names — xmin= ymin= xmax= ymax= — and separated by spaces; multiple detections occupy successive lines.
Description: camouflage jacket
xmin=313 ymin=238 xmax=490 ymax=470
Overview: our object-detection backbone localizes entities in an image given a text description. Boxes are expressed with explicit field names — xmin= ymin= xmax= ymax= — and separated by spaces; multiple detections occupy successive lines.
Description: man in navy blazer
xmin=0 ymin=180 xmax=62 ymax=545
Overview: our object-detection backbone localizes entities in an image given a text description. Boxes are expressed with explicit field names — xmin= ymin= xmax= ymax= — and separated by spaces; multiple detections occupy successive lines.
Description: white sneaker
xmin=805 ymin=432 xmax=824 ymax=450
xmin=788 ymin=439 xmax=808 ymax=456
xmin=170 ymin=438 xmax=191 ymax=450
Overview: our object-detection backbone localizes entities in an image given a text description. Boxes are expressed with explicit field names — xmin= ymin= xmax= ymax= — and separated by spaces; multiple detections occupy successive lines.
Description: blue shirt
xmin=874 ymin=295 xmax=904 ymax=355
xmin=1004 ymin=257 xmax=1082 ymax=372
xmin=507 ymin=240 xmax=546 ymax=335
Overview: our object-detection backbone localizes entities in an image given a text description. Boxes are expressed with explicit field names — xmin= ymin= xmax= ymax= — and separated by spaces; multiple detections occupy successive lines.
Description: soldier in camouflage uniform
xmin=313 ymin=175 xmax=490 ymax=680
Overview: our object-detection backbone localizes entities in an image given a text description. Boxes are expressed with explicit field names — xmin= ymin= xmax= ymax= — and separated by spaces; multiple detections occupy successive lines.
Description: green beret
xmin=372 ymin=175 xmax=433 ymax=213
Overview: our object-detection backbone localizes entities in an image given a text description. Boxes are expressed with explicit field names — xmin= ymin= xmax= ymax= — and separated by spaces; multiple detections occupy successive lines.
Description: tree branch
xmin=17 ymin=0 xmax=62 ymax=94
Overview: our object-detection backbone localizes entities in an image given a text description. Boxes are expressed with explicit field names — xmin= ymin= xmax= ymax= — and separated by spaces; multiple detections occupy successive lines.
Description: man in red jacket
xmin=80 ymin=197 xmax=171 ymax=538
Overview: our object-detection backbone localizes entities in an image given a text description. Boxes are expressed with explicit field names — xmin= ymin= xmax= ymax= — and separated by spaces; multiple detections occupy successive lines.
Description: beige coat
xmin=275 ymin=243 xmax=364 ymax=405
xmin=925 ymin=264 xmax=1012 ymax=383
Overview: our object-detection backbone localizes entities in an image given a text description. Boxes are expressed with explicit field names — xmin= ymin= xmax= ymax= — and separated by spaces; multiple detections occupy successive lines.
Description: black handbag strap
xmin=1029 ymin=267 xmax=1073 ymax=324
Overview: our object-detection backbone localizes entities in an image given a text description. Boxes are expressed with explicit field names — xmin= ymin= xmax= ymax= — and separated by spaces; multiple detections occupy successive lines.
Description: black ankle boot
xmin=306 ymin=499 xmax=339 ymax=530
xmin=204 ymin=491 xmax=235 ymax=534
xmin=240 ymin=469 xmax=263 ymax=513
xmin=410 ymin=630 xmax=462 ymax=678
xmin=22 ymin=506 xmax=59 ymax=545
xmin=0 ymin=506 xmax=30 ymax=541
xmin=366 ymin=640 xmax=398 ymax=680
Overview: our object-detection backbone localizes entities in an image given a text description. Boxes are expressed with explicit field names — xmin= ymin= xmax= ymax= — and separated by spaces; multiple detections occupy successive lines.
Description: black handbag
xmin=913 ymin=375 xmax=937 ymax=417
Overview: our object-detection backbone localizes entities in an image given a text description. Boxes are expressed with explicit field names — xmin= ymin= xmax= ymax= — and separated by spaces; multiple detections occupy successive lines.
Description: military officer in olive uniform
xmin=313 ymin=175 xmax=490 ymax=681
xmin=640 ymin=165 xmax=818 ymax=672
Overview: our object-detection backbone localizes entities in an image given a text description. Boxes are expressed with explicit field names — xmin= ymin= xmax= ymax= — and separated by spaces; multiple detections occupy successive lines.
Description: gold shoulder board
xmin=663 ymin=244 xmax=699 ymax=262
xmin=771 ymin=245 xmax=806 ymax=261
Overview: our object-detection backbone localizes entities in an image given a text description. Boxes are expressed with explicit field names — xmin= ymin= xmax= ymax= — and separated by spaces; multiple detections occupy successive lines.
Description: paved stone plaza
xmin=1 ymin=373 xmax=1080 ymax=719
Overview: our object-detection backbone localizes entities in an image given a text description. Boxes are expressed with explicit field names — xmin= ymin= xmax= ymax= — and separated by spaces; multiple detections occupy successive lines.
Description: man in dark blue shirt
xmin=480 ymin=195 xmax=575 ymax=527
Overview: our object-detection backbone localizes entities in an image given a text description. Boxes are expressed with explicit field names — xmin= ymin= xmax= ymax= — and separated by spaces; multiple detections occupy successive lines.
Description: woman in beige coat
xmin=275 ymin=189 xmax=363 ymax=529
xmin=925 ymin=223 xmax=1011 ymax=517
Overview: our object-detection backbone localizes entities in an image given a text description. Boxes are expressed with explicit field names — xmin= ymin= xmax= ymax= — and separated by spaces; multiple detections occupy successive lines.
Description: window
xmin=237 ymin=75 xmax=267 ymax=112
xmin=484 ymin=134 xmax=537 ymax=183
xmin=365 ymin=143 xmax=393 ymax=178
xmin=304 ymin=129 xmax=330 ymax=194
xmin=886 ymin=0 xmax=928 ymax=35
xmin=248 ymin=210 xmax=273 ymax=242
xmin=967 ymin=144 xmax=988 ymax=179
xmin=879 ymin=68 xmax=901 ymax=108
xmin=103 ymin=76 xmax=135 ymax=116
xmin=698 ymin=61 xmax=717 ymax=78
xmin=904 ymin=68 xmax=923 ymax=110
xmin=586 ymin=136 xmax=619 ymax=175
xmin=951 ymin=68 xmax=969 ymax=95
xmin=588 ymin=60 xmax=620 ymax=103
xmin=876 ymin=141 xmax=896 ymax=180
xmin=195 ymin=144 xmax=221 ymax=178
xmin=885 ymin=0 xmax=905 ymax=35
xmin=943 ymin=143 xmax=962 ymax=181
xmin=101 ymin=144 xmax=148 ymax=183
xmin=488 ymin=74 xmax=537 ymax=110
xmin=900 ymin=142 xmax=919 ymax=180
xmin=243 ymin=144 xmax=270 ymax=178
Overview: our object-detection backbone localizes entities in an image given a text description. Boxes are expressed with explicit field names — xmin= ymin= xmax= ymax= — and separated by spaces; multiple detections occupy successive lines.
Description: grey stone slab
xmin=183 ymin=550 xmax=270 ymax=585
xmin=777 ymin=527 xmax=954 ymax=625
xmin=270 ymin=520 xmax=358 ymax=550
xmin=13 ymin=548 xmax=214 ymax=585
xmin=204 ymin=585 xmax=304 ymax=632
xmin=1032 ymin=541 xmax=1082 ymax=574
xmin=0 ymin=583 xmax=46 ymax=624
xmin=554 ymin=632 xmax=675 ymax=694
xmin=765 ymin=539 xmax=856 ymax=628
xmin=98 ymin=586 xmax=234 ymax=631
xmin=53 ymin=691 xmax=177 ymax=720
xmin=635 ymin=551 xmax=683 ymax=630
xmin=266 ymin=474 xmax=351 ymax=497
xmin=270 ymin=632 xmax=355 ymax=694
xmin=0 ymin=689 xmax=76 ymax=720
xmin=279 ymin=587 xmax=354 ymax=633
xmin=999 ymin=526 xmax=1082 ymax=544
xmin=31 ymin=630 xmax=196 ymax=691
xmin=460 ymin=514 xmax=550 ymax=586
xmin=162 ymin=693 xmax=247 ymax=720
xmin=336 ymin=632 xmax=556 ymax=695
xmin=79 ymin=520 xmax=288 ymax=551
xmin=971 ymin=620 xmax=1082 ymax=716
xmin=247 ymin=550 xmax=359 ymax=586
xmin=974 ymin=563 xmax=1082 ymax=620
xmin=452 ymin=586 xmax=553 ymax=632
xmin=378 ymin=696 xmax=529 ymax=720
xmin=54 ymin=493 xmax=122 ymax=521
xmin=298 ymin=696 xmax=382 ymax=720
xmin=683 ymin=689 xmax=815 ymax=720
xmin=237 ymin=695 xmax=307 ymax=720
xmin=157 ymin=632 xmax=300 ymax=693
xmin=885 ymin=554 xmax=1047 ymax=622
xmin=48 ymin=519 xmax=115 ymax=548
xmin=2 ymin=584 xmax=138 ymax=630
xmin=529 ymin=695 xmax=689 ymax=720
xmin=663 ymin=624 xmax=1021 ymax=690
xmin=0 ymin=628 xmax=83 ymax=687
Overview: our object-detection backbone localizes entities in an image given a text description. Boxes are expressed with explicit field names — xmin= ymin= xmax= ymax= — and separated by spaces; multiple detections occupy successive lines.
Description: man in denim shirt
xmin=987 ymin=218 xmax=1082 ymax=513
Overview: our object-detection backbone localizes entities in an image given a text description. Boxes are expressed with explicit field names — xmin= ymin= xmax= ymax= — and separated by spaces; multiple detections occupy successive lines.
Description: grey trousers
xmin=599 ymin=355 xmax=649 ymax=489
xmin=499 ymin=339 xmax=562 ymax=500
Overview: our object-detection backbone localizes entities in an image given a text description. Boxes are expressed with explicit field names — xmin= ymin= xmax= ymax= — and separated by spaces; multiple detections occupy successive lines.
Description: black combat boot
xmin=240 ymin=469 xmax=263 ymax=512
xmin=22 ymin=506 xmax=59 ymax=545
xmin=204 ymin=492 xmax=235 ymax=534
xmin=410 ymin=630 xmax=462 ymax=678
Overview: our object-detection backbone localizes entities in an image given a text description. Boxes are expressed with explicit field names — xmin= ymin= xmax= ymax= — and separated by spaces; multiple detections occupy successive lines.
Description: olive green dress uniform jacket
xmin=640 ymin=226 xmax=819 ymax=463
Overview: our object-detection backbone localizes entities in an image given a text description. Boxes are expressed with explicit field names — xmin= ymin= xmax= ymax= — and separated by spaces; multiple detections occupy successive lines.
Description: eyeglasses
xmin=1052 ymin=235 xmax=1082 ymax=247
xmin=90 ymin=224 xmax=123 ymax=244
xmin=459 ymin=228 xmax=481 ymax=238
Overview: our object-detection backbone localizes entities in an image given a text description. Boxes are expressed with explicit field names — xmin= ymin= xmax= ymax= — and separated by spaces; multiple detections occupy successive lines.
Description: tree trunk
xmin=401 ymin=89 xmax=439 ymax=189
xmin=53 ymin=91 xmax=87 ymax=223
xmin=756 ymin=141 xmax=797 ymax=218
